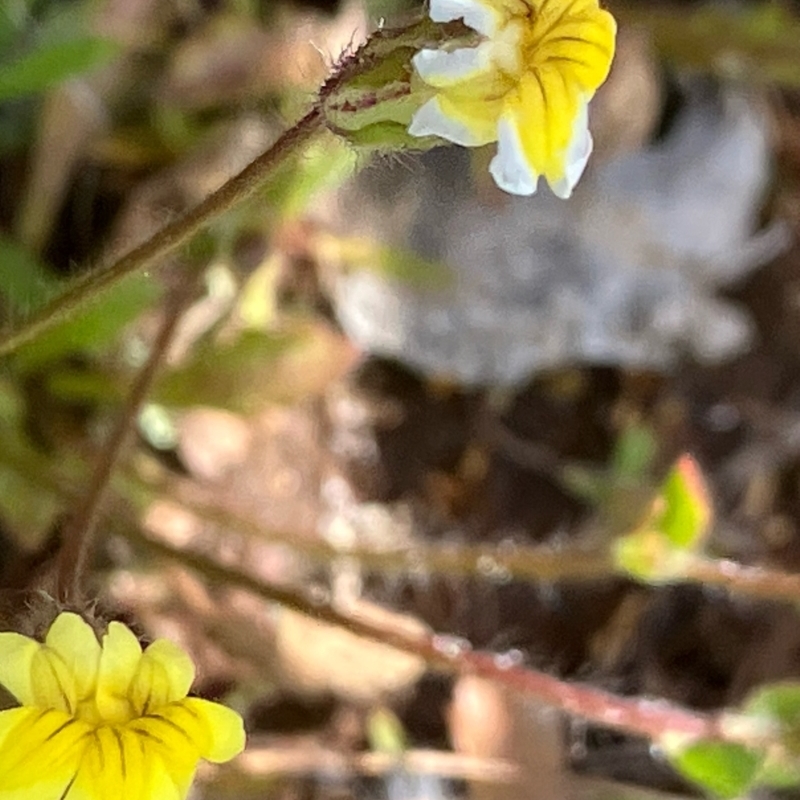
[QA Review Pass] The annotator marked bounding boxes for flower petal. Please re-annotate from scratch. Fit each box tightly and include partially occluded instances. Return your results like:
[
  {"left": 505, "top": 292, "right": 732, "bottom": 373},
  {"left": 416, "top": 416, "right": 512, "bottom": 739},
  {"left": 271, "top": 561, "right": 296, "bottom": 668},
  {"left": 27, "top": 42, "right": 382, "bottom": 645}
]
[
  {"left": 43, "top": 613, "right": 101, "bottom": 703},
  {"left": 65, "top": 726, "right": 188, "bottom": 800},
  {"left": 500, "top": 67, "right": 583, "bottom": 183},
  {"left": 410, "top": 97, "right": 485, "bottom": 146},
  {"left": 67, "top": 726, "right": 147, "bottom": 800},
  {"left": 129, "top": 639, "right": 195, "bottom": 715},
  {"left": 0, "top": 633, "right": 39, "bottom": 706},
  {"left": 428, "top": 0, "right": 503, "bottom": 35},
  {"left": 489, "top": 113, "right": 540, "bottom": 195},
  {"left": 96, "top": 621, "right": 142, "bottom": 723},
  {"left": 413, "top": 43, "right": 495, "bottom": 88},
  {"left": 536, "top": 0, "right": 617, "bottom": 92},
  {"left": 183, "top": 697, "right": 246, "bottom": 763},
  {"left": 547, "top": 100, "right": 592, "bottom": 198},
  {"left": 126, "top": 703, "right": 204, "bottom": 797},
  {"left": 0, "top": 707, "right": 90, "bottom": 793},
  {"left": 410, "top": 74, "right": 507, "bottom": 148},
  {"left": 30, "top": 647, "right": 78, "bottom": 714}
]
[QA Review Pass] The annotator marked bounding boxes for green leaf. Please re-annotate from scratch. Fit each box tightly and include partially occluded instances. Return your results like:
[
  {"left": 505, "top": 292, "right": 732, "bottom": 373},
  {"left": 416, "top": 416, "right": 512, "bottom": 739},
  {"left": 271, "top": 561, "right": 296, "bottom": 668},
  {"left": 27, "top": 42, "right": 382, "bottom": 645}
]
[
  {"left": 756, "top": 753, "right": 800, "bottom": 789},
  {"left": 743, "top": 682, "right": 800, "bottom": 755},
  {"left": 610, "top": 423, "right": 657, "bottom": 482},
  {"left": 613, "top": 454, "right": 712, "bottom": 583},
  {"left": 153, "top": 329, "right": 298, "bottom": 411},
  {"left": 669, "top": 741, "right": 763, "bottom": 799},
  {"left": 321, "top": 234, "right": 453, "bottom": 290},
  {"left": 658, "top": 455, "right": 712, "bottom": 549},
  {"left": 12, "top": 272, "right": 161, "bottom": 371},
  {"left": 0, "top": 234, "right": 60, "bottom": 313},
  {"left": 261, "top": 133, "right": 356, "bottom": 219},
  {"left": 0, "top": 4, "right": 22, "bottom": 53},
  {"left": 0, "top": 36, "right": 117, "bottom": 102},
  {"left": 745, "top": 682, "right": 800, "bottom": 730}
]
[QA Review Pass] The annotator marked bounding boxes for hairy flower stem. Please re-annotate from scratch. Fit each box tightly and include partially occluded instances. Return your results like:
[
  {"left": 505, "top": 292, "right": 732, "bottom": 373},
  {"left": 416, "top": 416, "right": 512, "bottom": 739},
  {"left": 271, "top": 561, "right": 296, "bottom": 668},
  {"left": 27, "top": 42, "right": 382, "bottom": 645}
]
[
  {"left": 137, "top": 533, "right": 723, "bottom": 743},
  {"left": 0, "top": 107, "right": 324, "bottom": 358},
  {"left": 55, "top": 281, "right": 197, "bottom": 605}
]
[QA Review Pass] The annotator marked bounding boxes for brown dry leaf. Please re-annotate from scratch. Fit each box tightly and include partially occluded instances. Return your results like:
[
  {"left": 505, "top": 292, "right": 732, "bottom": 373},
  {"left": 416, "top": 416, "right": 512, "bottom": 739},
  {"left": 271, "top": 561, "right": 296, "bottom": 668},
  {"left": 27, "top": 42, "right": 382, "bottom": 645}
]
[
  {"left": 275, "top": 601, "right": 428, "bottom": 703},
  {"left": 157, "top": 1, "right": 368, "bottom": 109}
]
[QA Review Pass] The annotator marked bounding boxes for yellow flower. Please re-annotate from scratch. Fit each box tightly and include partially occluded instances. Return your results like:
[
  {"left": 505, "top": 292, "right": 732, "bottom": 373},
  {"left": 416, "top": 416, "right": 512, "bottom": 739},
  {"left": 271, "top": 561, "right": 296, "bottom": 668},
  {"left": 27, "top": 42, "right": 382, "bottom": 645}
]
[
  {"left": 408, "top": 0, "right": 616, "bottom": 197},
  {"left": 0, "top": 612, "right": 245, "bottom": 800}
]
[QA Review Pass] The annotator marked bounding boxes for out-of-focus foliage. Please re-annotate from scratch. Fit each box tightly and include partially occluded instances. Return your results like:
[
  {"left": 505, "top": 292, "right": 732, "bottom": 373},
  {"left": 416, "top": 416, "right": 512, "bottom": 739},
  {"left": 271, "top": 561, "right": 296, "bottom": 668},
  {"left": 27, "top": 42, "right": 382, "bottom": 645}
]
[
  {"left": 0, "top": 1, "right": 116, "bottom": 103},
  {"left": 613, "top": 454, "right": 712, "bottom": 582},
  {"left": 668, "top": 740, "right": 763, "bottom": 799},
  {"left": 620, "top": 1, "right": 800, "bottom": 87}
]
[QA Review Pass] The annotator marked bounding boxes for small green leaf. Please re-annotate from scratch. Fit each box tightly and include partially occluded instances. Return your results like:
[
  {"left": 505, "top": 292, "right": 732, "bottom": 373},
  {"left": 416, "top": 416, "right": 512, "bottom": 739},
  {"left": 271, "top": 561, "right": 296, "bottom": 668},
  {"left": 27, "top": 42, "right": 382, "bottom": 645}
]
[
  {"left": 613, "top": 527, "right": 677, "bottom": 583},
  {"left": 743, "top": 682, "right": 800, "bottom": 755},
  {"left": 745, "top": 683, "right": 800, "bottom": 730},
  {"left": 669, "top": 740, "right": 763, "bottom": 799},
  {"left": 658, "top": 455, "right": 712, "bottom": 549},
  {"left": 613, "top": 454, "right": 712, "bottom": 583},
  {"left": 0, "top": 36, "right": 117, "bottom": 102},
  {"left": 367, "top": 707, "right": 407, "bottom": 756},
  {"left": 756, "top": 753, "right": 800, "bottom": 789}
]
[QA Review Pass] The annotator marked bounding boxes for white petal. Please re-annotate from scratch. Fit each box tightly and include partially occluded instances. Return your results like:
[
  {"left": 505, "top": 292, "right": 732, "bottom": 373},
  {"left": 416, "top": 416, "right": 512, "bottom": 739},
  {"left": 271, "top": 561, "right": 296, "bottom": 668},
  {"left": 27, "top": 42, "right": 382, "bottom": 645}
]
[
  {"left": 548, "top": 102, "right": 593, "bottom": 199},
  {"left": 409, "top": 97, "right": 486, "bottom": 146},
  {"left": 489, "top": 114, "right": 540, "bottom": 195},
  {"left": 428, "top": 0, "right": 500, "bottom": 35},
  {"left": 412, "top": 44, "right": 492, "bottom": 87}
]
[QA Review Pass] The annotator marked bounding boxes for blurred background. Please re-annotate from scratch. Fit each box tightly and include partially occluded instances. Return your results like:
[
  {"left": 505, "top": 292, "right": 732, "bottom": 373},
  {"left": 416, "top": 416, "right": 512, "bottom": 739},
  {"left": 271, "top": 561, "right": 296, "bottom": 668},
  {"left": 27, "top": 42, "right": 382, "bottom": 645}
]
[{"left": 1, "top": 0, "right": 800, "bottom": 798}]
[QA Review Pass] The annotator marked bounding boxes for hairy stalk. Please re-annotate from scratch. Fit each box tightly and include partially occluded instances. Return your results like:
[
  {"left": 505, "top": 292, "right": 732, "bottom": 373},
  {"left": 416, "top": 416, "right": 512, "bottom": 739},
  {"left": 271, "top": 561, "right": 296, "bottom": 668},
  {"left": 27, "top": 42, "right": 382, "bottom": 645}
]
[
  {"left": 55, "top": 281, "right": 196, "bottom": 604},
  {"left": 0, "top": 107, "right": 323, "bottom": 358},
  {"left": 146, "top": 497, "right": 616, "bottom": 582},
  {"left": 681, "top": 556, "right": 800, "bottom": 603},
  {"left": 138, "top": 496, "right": 800, "bottom": 602},
  {"left": 136, "top": 532, "right": 721, "bottom": 743}
]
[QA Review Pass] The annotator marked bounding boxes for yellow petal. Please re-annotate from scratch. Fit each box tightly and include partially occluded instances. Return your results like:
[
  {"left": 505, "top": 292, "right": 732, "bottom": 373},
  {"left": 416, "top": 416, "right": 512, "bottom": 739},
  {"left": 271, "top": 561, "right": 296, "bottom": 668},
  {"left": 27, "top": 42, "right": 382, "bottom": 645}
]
[
  {"left": 129, "top": 639, "right": 195, "bottom": 715},
  {"left": 67, "top": 726, "right": 147, "bottom": 800},
  {"left": 43, "top": 613, "right": 101, "bottom": 702},
  {"left": 0, "top": 633, "right": 38, "bottom": 706},
  {"left": 30, "top": 647, "right": 78, "bottom": 714},
  {"left": 127, "top": 703, "right": 203, "bottom": 771},
  {"left": 183, "top": 697, "right": 246, "bottom": 763},
  {"left": 504, "top": 67, "right": 579, "bottom": 181},
  {"left": 148, "top": 753, "right": 190, "bottom": 800},
  {"left": 64, "top": 726, "right": 191, "bottom": 800},
  {"left": 0, "top": 707, "right": 90, "bottom": 792},
  {"left": 96, "top": 621, "right": 141, "bottom": 723},
  {"left": 533, "top": 0, "right": 616, "bottom": 92},
  {"left": 414, "top": 67, "right": 512, "bottom": 146}
]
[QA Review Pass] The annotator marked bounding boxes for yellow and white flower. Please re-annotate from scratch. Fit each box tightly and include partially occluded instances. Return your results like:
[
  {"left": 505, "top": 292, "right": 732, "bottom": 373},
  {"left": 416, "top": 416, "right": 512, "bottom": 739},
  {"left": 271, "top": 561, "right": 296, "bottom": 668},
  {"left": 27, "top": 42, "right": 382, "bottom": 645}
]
[
  {"left": 0, "top": 612, "right": 245, "bottom": 800},
  {"left": 408, "top": 0, "right": 616, "bottom": 197}
]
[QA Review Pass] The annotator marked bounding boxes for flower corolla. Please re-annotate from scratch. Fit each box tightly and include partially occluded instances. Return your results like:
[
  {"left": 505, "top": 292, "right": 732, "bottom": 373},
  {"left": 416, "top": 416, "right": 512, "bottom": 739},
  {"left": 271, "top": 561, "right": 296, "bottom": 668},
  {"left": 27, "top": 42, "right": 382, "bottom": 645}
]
[
  {"left": 408, "top": 0, "right": 616, "bottom": 197},
  {"left": 0, "top": 612, "right": 245, "bottom": 800}
]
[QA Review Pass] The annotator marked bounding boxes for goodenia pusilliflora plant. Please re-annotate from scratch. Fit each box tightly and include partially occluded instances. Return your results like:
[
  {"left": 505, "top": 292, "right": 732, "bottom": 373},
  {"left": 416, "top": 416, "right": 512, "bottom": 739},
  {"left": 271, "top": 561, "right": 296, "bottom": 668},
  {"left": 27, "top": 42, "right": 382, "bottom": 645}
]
[
  {"left": 0, "top": 612, "right": 245, "bottom": 800},
  {"left": 0, "top": 0, "right": 617, "bottom": 357}
]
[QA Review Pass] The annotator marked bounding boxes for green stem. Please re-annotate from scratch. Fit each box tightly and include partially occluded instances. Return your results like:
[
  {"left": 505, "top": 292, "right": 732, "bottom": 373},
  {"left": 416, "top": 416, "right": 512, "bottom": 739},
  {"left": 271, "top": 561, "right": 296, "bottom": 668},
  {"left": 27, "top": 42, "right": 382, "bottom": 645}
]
[
  {"left": 54, "top": 279, "right": 197, "bottom": 604},
  {"left": 0, "top": 107, "right": 324, "bottom": 358}
]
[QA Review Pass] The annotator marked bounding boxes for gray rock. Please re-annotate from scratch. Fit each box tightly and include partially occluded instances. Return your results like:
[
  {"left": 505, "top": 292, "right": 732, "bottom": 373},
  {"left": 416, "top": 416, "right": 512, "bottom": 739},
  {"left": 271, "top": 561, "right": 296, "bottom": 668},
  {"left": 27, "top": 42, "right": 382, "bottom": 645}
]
[{"left": 326, "top": 85, "right": 789, "bottom": 385}]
